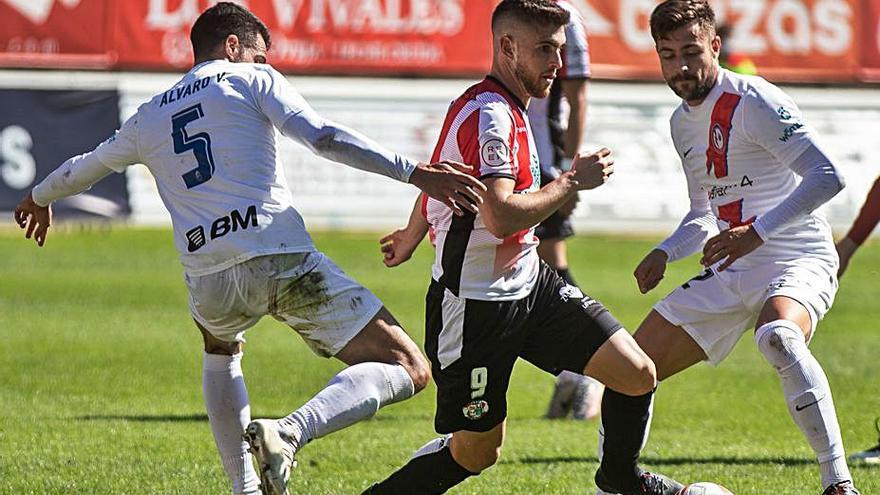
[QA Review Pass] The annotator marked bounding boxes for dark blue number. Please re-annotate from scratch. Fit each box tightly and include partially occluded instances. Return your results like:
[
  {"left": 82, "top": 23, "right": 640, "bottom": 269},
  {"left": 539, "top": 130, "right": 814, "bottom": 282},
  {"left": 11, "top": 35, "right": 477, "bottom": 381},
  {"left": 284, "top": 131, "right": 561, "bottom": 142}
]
[{"left": 172, "top": 104, "right": 215, "bottom": 188}]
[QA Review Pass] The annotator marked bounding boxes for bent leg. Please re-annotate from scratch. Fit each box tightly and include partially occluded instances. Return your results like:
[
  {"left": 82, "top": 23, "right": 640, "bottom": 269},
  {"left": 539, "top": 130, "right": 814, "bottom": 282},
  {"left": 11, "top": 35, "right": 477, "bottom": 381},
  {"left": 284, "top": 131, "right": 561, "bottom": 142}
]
[
  {"left": 198, "top": 322, "right": 260, "bottom": 495},
  {"left": 755, "top": 296, "right": 853, "bottom": 490},
  {"left": 277, "top": 306, "right": 430, "bottom": 450},
  {"left": 364, "top": 423, "right": 504, "bottom": 494},
  {"left": 593, "top": 311, "right": 704, "bottom": 493}
]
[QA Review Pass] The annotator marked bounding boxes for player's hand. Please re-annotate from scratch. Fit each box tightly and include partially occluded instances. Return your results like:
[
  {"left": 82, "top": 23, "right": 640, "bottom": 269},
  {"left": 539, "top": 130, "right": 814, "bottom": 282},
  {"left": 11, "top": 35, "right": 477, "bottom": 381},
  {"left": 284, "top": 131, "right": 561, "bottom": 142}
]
[
  {"left": 570, "top": 148, "right": 614, "bottom": 190},
  {"left": 634, "top": 249, "right": 668, "bottom": 294},
  {"left": 14, "top": 191, "right": 52, "bottom": 247},
  {"left": 380, "top": 227, "right": 423, "bottom": 267},
  {"left": 701, "top": 225, "right": 763, "bottom": 271},
  {"left": 835, "top": 236, "right": 858, "bottom": 278},
  {"left": 409, "top": 161, "right": 486, "bottom": 216}
]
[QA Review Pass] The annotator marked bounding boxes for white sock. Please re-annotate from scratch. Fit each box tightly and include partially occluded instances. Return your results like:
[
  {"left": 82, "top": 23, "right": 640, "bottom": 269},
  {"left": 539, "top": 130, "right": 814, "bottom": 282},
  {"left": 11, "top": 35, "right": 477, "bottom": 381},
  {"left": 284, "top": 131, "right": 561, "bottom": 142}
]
[
  {"left": 203, "top": 352, "right": 261, "bottom": 495},
  {"left": 756, "top": 320, "right": 851, "bottom": 488},
  {"left": 277, "top": 362, "right": 415, "bottom": 449}
]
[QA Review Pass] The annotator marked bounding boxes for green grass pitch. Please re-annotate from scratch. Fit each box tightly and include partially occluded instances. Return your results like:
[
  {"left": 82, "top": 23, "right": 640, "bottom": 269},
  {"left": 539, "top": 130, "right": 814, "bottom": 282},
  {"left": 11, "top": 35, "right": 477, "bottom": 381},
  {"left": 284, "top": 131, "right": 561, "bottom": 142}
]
[{"left": 1, "top": 227, "right": 877, "bottom": 494}]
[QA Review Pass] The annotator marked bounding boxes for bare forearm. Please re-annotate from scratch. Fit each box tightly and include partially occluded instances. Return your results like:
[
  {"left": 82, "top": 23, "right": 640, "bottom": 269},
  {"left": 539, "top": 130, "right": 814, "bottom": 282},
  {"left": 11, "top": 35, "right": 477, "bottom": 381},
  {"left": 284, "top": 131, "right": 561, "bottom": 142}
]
[
  {"left": 846, "top": 177, "right": 880, "bottom": 245},
  {"left": 483, "top": 177, "right": 576, "bottom": 238},
  {"left": 562, "top": 79, "right": 588, "bottom": 159}
]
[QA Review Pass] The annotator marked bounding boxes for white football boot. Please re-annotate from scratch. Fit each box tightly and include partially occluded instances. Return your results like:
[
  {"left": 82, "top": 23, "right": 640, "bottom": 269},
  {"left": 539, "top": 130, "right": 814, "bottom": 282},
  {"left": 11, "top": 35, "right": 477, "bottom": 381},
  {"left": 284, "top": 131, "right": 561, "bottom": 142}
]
[
  {"left": 848, "top": 418, "right": 880, "bottom": 465},
  {"left": 243, "top": 420, "right": 297, "bottom": 495}
]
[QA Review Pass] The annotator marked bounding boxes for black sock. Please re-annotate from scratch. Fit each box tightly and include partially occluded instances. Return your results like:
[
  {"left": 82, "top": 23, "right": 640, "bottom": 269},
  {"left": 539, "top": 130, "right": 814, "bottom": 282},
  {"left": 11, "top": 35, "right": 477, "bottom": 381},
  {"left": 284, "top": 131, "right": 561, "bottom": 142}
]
[
  {"left": 364, "top": 445, "right": 475, "bottom": 495},
  {"left": 557, "top": 267, "right": 577, "bottom": 287},
  {"left": 596, "top": 388, "right": 654, "bottom": 492}
]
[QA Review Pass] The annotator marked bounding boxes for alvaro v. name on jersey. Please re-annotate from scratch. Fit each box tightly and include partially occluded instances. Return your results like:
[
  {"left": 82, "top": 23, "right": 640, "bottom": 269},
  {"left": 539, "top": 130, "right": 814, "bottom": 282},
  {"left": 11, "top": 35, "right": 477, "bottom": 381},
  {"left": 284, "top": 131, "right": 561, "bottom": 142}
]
[
  {"left": 186, "top": 204, "right": 258, "bottom": 253},
  {"left": 160, "top": 72, "right": 229, "bottom": 108}
]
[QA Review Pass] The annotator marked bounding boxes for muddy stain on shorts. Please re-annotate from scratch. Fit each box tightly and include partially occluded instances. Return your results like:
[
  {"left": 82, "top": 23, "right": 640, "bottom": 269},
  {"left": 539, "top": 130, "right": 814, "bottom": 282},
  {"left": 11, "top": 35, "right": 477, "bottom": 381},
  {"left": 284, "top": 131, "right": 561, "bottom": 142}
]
[{"left": 271, "top": 269, "right": 330, "bottom": 331}]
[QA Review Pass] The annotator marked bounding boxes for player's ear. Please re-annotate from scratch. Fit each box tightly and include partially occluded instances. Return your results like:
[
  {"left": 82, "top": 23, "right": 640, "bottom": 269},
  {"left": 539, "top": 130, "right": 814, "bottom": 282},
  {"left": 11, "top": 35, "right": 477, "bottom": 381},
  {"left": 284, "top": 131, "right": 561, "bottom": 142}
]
[
  {"left": 224, "top": 34, "right": 240, "bottom": 61},
  {"left": 711, "top": 33, "right": 721, "bottom": 57},
  {"left": 500, "top": 34, "right": 516, "bottom": 61}
]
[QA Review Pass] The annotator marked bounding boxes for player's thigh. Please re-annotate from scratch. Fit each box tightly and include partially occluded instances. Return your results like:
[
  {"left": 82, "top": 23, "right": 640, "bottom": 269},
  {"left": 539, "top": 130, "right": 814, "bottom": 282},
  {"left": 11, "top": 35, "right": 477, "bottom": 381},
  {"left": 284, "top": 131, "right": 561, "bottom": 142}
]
[
  {"left": 449, "top": 421, "right": 506, "bottom": 473},
  {"left": 583, "top": 329, "right": 656, "bottom": 396},
  {"left": 269, "top": 251, "right": 388, "bottom": 357},
  {"left": 519, "top": 265, "right": 632, "bottom": 387},
  {"left": 334, "top": 306, "right": 429, "bottom": 388},
  {"left": 424, "top": 282, "right": 520, "bottom": 435},
  {"left": 652, "top": 268, "right": 753, "bottom": 367},
  {"left": 633, "top": 310, "right": 706, "bottom": 381},
  {"left": 753, "top": 262, "right": 837, "bottom": 340}
]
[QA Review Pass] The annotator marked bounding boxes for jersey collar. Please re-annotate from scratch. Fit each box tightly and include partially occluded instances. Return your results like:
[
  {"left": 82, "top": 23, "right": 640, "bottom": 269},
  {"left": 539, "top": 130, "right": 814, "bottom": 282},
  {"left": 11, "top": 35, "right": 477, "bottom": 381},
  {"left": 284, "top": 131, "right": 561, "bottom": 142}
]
[{"left": 485, "top": 75, "right": 528, "bottom": 111}]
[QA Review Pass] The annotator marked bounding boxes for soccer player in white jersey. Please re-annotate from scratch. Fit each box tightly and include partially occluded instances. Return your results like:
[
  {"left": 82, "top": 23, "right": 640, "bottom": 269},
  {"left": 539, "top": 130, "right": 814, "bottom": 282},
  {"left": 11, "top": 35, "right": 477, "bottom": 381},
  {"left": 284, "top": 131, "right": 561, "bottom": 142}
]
[
  {"left": 12, "top": 4, "right": 489, "bottom": 495},
  {"left": 364, "top": 1, "right": 680, "bottom": 493},
  {"left": 528, "top": 0, "right": 606, "bottom": 422},
  {"left": 595, "top": 2, "right": 860, "bottom": 494}
]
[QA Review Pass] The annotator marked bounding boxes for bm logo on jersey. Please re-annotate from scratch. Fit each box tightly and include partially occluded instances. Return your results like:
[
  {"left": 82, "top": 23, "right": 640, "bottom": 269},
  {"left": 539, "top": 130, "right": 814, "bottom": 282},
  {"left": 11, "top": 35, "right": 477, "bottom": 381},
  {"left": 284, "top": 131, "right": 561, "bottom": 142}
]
[{"left": 186, "top": 205, "right": 258, "bottom": 252}]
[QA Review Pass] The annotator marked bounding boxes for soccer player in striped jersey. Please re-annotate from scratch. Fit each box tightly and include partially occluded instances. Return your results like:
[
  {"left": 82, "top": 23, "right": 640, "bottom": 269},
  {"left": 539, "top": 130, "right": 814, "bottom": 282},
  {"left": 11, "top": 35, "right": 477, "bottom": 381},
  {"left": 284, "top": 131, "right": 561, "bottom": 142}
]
[
  {"left": 596, "top": 2, "right": 859, "bottom": 494},
  {"left": 13, "top": 3, "right": 488, "bottom": 495},
  {"left": 365, "top": 1, "right": 680, "bottom": 494}
]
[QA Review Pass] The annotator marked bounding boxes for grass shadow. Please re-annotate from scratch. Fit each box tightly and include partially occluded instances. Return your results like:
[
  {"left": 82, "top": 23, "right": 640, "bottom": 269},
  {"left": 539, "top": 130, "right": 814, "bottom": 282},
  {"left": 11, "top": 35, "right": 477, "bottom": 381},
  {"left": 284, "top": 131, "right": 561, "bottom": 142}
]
[
  {"left": 77, "top": 414, "right": 208, "bottom": 422},
  {"left": 509, "top": 455, "right": 814, "bottom": 467}
]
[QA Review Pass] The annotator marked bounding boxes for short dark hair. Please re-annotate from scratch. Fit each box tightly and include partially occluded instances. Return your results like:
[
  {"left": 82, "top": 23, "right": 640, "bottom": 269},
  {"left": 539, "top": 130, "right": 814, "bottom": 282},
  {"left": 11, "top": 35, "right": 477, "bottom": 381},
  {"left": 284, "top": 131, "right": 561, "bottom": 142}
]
[
  {"left": 650, "top": 0, "right": 716, "bottom": 41},
  {"left": 491, "top": 0, "right": 570, "bottom": 34},
  {"left": 190, "top": 2, "right": 271, "bottom": 60}
]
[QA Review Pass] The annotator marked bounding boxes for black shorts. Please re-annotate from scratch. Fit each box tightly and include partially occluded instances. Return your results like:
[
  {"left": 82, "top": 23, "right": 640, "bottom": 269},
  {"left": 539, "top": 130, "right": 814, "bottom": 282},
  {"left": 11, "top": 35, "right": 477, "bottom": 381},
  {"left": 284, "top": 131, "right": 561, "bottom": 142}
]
[
  {"left": 536, "top": 171, "right": 574, "bottom": 240},
  {"left": 424, "top": 262, "right": 622, "bottom": 434}
]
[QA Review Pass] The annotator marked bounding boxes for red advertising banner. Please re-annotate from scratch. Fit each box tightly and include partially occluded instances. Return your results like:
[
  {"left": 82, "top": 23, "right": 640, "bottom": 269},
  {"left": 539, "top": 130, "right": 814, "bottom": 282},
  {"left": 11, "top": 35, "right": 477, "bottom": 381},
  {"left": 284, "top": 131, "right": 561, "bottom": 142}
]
[
  {"left": 0, "top": 0, "right": 114, "bottom": 68},
  {"left": 583, "top": 0, "right": 863, "bottom": 82},
  {"left": 862, "top": 0, "right": 880, "bottom": 80},
  {"left": 113, "top": 0, "right": 496, "bottom": 75},
  {"left": 0, "top": 0, "right": 876, "bottom": 82}
]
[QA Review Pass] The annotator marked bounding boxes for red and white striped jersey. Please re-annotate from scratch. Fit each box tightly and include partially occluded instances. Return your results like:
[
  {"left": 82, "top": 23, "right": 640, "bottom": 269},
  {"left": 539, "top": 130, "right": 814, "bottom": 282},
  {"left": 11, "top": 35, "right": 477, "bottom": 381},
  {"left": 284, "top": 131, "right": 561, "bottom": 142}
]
[{"left": 426, "top": 77, "right": 541, "bottom": 301}]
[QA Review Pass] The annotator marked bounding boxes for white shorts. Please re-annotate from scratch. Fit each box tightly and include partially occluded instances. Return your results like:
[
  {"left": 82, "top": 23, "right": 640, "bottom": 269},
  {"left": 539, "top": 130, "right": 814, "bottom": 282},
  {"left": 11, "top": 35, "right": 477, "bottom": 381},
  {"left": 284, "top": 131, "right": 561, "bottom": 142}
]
[
  {"left": 186, "top": 251, "right": 383, "bottom": 357},
  {"left": 654, "top": 259, "right": 837, "bottom": 365}
]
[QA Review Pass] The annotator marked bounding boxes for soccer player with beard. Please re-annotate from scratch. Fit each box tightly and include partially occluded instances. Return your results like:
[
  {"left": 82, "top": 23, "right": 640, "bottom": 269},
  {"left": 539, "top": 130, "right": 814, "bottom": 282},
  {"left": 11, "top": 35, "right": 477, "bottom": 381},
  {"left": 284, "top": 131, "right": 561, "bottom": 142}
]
[
  {"left": 13, "top": 3, "right": 489, "bottom": 495},
  {"left": 595, "top": 1, "right": 860, "bottom": 494},
  {"left": 363, "top": 1, "right": 676, "bottom": 493}
]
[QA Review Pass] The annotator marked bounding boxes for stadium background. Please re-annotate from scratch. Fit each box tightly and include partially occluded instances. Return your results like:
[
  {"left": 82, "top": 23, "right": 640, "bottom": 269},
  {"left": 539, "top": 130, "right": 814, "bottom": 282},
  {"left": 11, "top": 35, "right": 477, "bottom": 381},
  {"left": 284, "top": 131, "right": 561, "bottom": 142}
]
[
  {"left": 1, "top": 0, "right": 880, "bottom": 234},
  {"left": 2, "top": 2, "right": 880, "bottom": 494}
]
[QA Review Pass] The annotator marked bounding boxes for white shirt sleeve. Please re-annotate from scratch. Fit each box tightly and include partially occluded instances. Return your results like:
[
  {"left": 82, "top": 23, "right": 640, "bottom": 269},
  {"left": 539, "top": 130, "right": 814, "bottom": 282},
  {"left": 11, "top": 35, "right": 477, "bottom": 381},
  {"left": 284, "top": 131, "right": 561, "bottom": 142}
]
[
  {"left": 477, "top": 101, "right": 517, "bottom": 180},
  {"left": 31, "top": 113, "right": 140, "bottom": 207},
  {"left": 741, "top": 82, "right": 813, "bottom": 168},
  {"left": 751, "top": 145, "right": 845, "bottom": 239},
  {"left": 741, "top": 82, "right": 845, "bottom": 239},
  {"left": 254, "top": 67, "right": 417, "bottom": 183},
  {"left": 656, "top": 165, "right": 718, "bottom": 262}
]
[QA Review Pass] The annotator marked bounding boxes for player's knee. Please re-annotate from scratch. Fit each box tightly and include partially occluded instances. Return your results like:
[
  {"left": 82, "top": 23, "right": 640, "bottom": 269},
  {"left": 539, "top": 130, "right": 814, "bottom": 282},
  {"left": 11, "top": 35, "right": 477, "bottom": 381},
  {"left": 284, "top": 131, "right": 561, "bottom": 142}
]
[
  {"left": 405, "top": 358, "right": 432, "bottom": 394},
  {"left": 618, "top": 357, "right": 657, "bottom": 396},
  {"left": 453, "top": 442, "right": 502, "bottom": 473},
  {"left": 755, "top": 320, "right": 809, "bottom": 372}
]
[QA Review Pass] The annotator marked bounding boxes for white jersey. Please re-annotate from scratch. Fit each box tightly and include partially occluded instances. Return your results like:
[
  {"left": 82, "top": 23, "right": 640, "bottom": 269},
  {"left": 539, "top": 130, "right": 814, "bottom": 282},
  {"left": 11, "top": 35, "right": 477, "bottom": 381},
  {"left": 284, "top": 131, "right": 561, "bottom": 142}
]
[
  {"left": 668, "top": 69, "right": 836, "bottom": 269},
  {"left": 89, "top": 61, "right": 334, "bottom": 275}
]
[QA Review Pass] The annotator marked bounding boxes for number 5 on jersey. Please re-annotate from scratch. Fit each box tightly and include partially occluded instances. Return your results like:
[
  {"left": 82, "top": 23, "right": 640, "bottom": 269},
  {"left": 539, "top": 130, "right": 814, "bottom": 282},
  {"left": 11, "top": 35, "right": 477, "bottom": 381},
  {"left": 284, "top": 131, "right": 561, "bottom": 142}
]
[{"left": 172, "top": 103, "right": 215, "bottom": 188}]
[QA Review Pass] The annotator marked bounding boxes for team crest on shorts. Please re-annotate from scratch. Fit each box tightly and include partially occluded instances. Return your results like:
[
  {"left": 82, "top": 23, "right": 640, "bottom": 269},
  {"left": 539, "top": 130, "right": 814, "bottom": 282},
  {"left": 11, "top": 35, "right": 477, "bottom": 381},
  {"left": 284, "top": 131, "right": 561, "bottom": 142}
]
[{"left": 463, "top": 399, "right": 490, "bottom": 420}]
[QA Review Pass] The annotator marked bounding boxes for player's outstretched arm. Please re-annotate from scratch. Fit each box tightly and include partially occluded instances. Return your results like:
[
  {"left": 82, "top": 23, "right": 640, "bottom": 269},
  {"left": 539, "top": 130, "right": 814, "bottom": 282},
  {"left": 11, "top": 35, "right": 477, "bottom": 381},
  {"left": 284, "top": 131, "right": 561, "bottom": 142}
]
[
  {"left": 837, "top": 176, "right": 880, "bottom": 278},
  {"left": 407, "top": 162, "right": 486, "bottom": 217},
  {"left": 14, "top": 192, "right": 52, "bottom": 247},
  {"left": 380, "top": 195, "right": 430, "bottom": 267}
]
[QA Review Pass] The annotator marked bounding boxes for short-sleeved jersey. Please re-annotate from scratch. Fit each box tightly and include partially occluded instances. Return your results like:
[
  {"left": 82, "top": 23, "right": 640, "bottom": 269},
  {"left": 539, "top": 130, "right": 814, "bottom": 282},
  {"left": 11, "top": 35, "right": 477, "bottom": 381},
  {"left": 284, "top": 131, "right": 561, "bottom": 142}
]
[
  {"left": 426, "top": 77, "right": 541, "bottom": 301},
  {"left": 92, "top": 60, "right": 316, "bottom": 275},
  {"left": 671, "top": 69, "right": 836, "bottom": 268},
  {"left": 527, "top": 0, "right": 590, "bottom": 171}
]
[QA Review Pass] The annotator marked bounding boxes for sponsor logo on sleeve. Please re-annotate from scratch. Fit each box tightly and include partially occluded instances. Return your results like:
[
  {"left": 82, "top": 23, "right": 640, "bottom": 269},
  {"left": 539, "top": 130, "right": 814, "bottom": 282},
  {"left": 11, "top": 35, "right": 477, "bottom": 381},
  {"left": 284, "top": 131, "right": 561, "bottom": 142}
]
[{"left": 481, "top": 138, "right": 509, "bottom": 167}]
